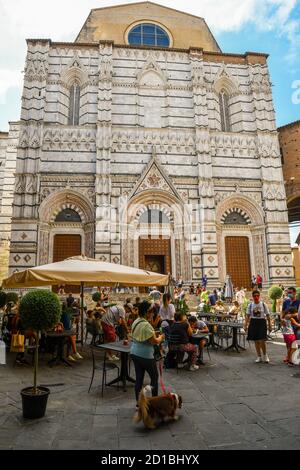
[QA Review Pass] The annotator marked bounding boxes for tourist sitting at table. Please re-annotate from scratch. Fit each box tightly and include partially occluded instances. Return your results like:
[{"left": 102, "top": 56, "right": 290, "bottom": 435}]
[
  {"left": 215, "top": 300, "right": 226, "bottom": 315},
  {"left": 159, "top": 293, "right": 175, "bottom": 327},
  {"left": 130, "top": 300, "right": 164, "bottom": 407},
  {"left": 101, "top": 304, "right": 128, "bottom": 360},
  {"left": 170, "top": 312, "right": 199, "bottom": 371},
  {"left": 188, "top": 316, "right": 209, "bottom": 365},
  {"left": 60, "top": 305, "right": 83, "bottom": 361},
  {"left": 229, "top": 301, "right": 240, "bottom": 317}
]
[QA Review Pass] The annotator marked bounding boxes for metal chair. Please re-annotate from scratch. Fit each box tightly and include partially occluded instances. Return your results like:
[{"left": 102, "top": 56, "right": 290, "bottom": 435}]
[
  {"left": 85, "top": 322, "right": 104, "bottom": 346},
  {"left": 165, "top": 332, "right": 188, "bottom": 372},
  {"left": 88, "top": 346, "right": 120, "bottom": 396}
]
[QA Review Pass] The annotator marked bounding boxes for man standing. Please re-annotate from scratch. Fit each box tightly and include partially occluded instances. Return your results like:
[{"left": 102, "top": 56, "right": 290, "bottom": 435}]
[
  {"left": 245, "top": 290, "right": 272, "bottom": 363},
  {"left": 202, "top": 274, "right": 208, "bottom": 289},
  {"left": 282, "top": 287, "right": 300, "bottom": 315},
  {"left": 256, "top": 274, "right": 263, "bottom": 290}
]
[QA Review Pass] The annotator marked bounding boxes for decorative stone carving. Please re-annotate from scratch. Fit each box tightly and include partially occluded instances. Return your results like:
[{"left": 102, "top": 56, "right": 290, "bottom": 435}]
[
  {"left": 43, "top": 126, "right": 96, "bottom": 151},
  {"left": 19, "top": 124, "right": 42, "bottom": 149}
]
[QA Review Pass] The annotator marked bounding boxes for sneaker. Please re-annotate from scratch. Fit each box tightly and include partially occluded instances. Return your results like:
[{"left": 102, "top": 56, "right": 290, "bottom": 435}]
[
  {"left": 74, "top": 352, "right": 83, "bottom": 359},
  {"left": 288, "top": 362, "right": 294, "bottom": 367},
  {"left": 67, "top": 355, "right": 76, "bottom": 362},
  {"left": 255, "top": 356, "right": 262, "bottom": 363},
  {"left": 262, "top": 354, "right": 270, "bottom": 363},
  {"left": 108, "top": 355, "right": 119, "bottom": 361},
  {"left": 189, "top": 364, "right": 199, "bottom": 371}
]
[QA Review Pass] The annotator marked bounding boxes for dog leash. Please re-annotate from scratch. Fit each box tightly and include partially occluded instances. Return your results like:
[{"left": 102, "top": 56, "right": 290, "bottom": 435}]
[{"left": 158, "top": 359, "right": 172, "bottom": 394}]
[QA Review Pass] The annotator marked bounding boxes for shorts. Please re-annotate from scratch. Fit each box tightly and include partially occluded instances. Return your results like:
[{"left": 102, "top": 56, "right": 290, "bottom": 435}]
[
  {"left": 101, "top": 322, "right": 116, "bottom": 343},
  {"left": 283, "top": 334, "right": 296, "bottom": 346}
]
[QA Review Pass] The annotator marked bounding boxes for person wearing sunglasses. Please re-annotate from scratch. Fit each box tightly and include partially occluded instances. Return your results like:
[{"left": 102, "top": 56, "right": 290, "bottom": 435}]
[{"left": 245, "top": 290, "right": 272, "bottom": 363}]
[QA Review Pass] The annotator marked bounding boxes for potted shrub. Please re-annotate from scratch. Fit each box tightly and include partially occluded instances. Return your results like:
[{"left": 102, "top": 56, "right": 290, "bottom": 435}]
[
  {"left": 268, "top": 285, "right": 283, "bottom": 313},
  {"left": 19, "top": 289, "right": 61, "bottom": 419},
  {"left": 92, "top": 291, "right": 101, "bottom": 303}
]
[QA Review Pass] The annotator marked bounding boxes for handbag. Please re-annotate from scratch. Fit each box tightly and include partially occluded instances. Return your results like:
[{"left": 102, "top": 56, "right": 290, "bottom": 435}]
[{"left": 10, "top": 332, "right": 25, "bottom": 353}]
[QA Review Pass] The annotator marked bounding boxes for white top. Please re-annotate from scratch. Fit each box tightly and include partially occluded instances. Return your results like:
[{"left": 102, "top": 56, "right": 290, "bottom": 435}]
[
  {"left": 281, "top": 318, "right": 294, "bottom": 335},
  {"left": 159, "top": 303, "right": 175, "bottom": 321},
  {"left": 246, "top": 301, "right": 270, "bottom": 319}
]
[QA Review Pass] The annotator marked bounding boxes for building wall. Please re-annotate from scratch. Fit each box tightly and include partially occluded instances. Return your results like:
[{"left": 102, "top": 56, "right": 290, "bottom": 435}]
[
  {"left": 76, "top": 2, "right": 221, "bottom": 52},
  {"left": 278, "top": 120, "right": 300, "bottom": 285},
  {"left": 0, "top": 127, "right": 19, "bottom": 282},
  {"left": 278, "top": 120, "right": 300, "bottom": 208},
  {"left": 0, "top": 6, "right": 294, "bottom": 287}
]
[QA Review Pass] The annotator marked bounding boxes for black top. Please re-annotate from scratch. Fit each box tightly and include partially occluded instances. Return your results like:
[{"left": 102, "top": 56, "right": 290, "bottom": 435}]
[{"left": 170, "top": 321, "right": 190, "bottom": 344}]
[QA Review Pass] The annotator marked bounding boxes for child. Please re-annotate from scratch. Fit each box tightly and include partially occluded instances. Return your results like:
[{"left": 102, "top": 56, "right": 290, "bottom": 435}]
[{"left": 281, "top": 307, "right": 298, "bottom": 366}]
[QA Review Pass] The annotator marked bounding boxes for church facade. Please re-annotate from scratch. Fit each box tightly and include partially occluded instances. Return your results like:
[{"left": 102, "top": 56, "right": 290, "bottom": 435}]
[{"left": 0, "top": 1, "right": 294, "bottom": 288}]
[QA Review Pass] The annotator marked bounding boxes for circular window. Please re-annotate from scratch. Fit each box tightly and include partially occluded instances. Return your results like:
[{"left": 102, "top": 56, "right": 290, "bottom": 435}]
[{"left": 128, "top": 23, "right": 170, "bottom": 47}]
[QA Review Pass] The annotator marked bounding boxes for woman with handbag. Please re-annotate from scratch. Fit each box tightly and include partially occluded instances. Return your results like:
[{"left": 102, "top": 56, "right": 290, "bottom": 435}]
[
  {"left": 130, "top": 300, "right": 164, "bottom": 407},
  {"left": 10, "top": 305, "right": 28, "bottom": 365}
]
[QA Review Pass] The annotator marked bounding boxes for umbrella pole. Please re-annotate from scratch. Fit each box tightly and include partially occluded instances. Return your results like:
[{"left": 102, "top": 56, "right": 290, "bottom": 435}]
[{"left": 80, "top": 282, "right": 84, "bottom": 347}]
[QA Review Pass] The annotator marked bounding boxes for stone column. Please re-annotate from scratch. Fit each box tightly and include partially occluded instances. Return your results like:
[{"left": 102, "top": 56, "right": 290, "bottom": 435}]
[
  {"left": 9, "top": 39, "right": 49, "bottom": 273},
  {"left": 190, "top": 49, "right": 219, "bottom": 286},
  {"left": 95, "top": 42, "right": 113, "bottom": 262},
  {"left": 258, "top": 132, "right": 294, "bottom": 285}
]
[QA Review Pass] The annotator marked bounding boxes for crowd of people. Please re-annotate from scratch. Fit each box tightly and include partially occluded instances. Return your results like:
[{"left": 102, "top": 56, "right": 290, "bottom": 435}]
[{"left": 2, "top": 279, "right": 300, "bottom": 408}]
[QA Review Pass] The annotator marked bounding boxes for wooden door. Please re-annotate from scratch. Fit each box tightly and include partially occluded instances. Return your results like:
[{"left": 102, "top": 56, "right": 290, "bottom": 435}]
[
  {"left": 225, "top": 236, "right": 251, "bottom": 289},
  {"left": 139, "top": 237, "right": 171, "bottom": 274},
  {"left": 53, "top": 234, "right": 81, "bottom": 292}
]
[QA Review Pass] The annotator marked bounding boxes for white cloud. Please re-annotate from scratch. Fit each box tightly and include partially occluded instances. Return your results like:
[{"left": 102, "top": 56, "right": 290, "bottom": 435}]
[{"left": 0, "top": 70, "right": 23, "bottom": 105}]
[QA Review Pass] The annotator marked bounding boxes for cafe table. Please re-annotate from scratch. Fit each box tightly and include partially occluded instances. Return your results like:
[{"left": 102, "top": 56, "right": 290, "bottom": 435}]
[
  {"left": 97, "top": 340, "right": 135, "bottom": 392},
  {"left": 46, "top": 330, "right": 75, "bottom": 367},
  {"left": 206, "top": 321, "right": 246, "bottom": 352}
]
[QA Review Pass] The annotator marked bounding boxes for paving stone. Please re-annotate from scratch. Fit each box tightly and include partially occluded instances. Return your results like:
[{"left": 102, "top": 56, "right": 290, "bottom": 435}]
[
  {"left": 198, "top": 423, "right": 241, "bottom": 446},
  {"left": 231, "top": 423, "right": 274, "bottom": 442},
  {"left": 172, "top": 432, "right": 208, "bottom": 450},
  {"left": 218, "top": 403, "right": 261, "bottom": 425},
  {"left": 119, "top": 437, "right": 151, "bottom": 450},
  {"left": 189, "top": 410, "right": 228, "bottom": 428}
]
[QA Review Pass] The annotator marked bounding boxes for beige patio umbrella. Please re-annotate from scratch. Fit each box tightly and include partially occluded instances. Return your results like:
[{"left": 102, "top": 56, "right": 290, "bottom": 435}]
[
  {"left": 2, "top": 255, "right": 169, "bottom": 288},
  {"left": 2, "top": 256, "right": 169, "bottom": 344}
]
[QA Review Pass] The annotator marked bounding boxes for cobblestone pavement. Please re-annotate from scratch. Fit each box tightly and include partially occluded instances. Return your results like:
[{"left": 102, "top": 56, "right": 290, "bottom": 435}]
[{"left": 1, "top": 336, "right": 300, "bottom": 450}]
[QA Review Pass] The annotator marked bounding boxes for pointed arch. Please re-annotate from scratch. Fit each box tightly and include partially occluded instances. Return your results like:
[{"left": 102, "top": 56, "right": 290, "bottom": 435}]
[{"left": 39, "top": 189, "right": 95, "bottom": 224}]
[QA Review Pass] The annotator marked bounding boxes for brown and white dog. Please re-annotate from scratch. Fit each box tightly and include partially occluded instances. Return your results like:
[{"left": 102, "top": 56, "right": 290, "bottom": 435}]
[{"left": 134, "top": 385, "right": 183, "bottom": 429}]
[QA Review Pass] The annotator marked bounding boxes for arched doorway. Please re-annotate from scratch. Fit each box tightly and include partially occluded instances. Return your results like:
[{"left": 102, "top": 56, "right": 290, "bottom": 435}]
[
  {"left": 52, "top": 209, "right": 82, "bottom": 264},
  {"left": 38, "top": 190, "right": 95, "bottom": 266},
  {"left": 216, "top": 196, "right": 268, "bottom": 289},
  {"left": 122, "top": 191, "right": 192, "bottom": 281},
  {"left": 138, "top": 208, "right": 171, "bottom": 275}
]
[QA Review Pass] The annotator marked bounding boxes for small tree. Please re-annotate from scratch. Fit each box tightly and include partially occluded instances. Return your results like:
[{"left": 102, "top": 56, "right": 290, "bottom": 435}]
[
  {"left": 20, "top": 290, "right": 61, "bottom": 394},
  {"left": 6, "top": 292, "right": 19, "bottom": 305},
  {"left": 0, "top": 290, "right": 7, "bottom": 309},
  {"left": 92, "top": 292, "right": 101, "bottom": 303},
  {"left": 268, "top": 285, "right": 283, "bottom": 313}
]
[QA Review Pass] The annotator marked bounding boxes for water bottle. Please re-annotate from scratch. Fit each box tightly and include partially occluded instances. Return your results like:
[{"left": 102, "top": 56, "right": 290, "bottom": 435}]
[{"left": 0, "top": 340, "right": 6, "bottom": 365}]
